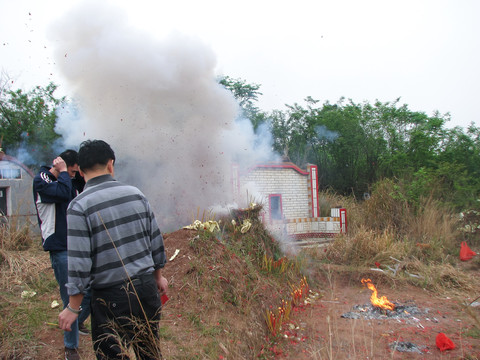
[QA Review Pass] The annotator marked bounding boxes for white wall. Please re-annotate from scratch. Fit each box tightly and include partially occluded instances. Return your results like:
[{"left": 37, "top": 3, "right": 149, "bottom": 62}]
[{"left": 240, "top": 167, "right": 310, "bottom": 222}]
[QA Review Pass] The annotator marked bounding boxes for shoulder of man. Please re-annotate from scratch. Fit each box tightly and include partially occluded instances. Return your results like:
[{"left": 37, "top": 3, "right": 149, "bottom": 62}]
[
  {"left": 107, "top": 179, "right": 144, "bottom": 194},
  {"left": 34, "top": 166, "right": 55, "bottom": 184}
]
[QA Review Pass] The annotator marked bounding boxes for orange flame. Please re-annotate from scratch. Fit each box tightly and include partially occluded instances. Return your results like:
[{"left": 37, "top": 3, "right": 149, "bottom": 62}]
[{"left": 361, "top": 278, "right": 395, "bottom": 311}]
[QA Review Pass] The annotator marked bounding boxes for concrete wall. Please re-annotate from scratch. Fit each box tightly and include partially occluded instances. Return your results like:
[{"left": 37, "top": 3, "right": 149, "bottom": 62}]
[
  {"left": 239, "top": 166, "right": 310, "bottom": 222},
  {"left": 0, "top": 157, "right": 37, "bottom": 228},
  {"left": 235, "top": 162, "right": 345, "bottom": 242}
]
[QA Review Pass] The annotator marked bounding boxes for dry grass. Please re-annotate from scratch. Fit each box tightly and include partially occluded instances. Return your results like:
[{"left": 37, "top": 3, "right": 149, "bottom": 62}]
[
  {"left": 406, "top": 259, "right": 477, "bottom": 293},
  {"left": 318, "top": 188, "right": 357, "bottom": 218},
  {"left": 325, "top": 227, "right": 407, "bottom": 267},
  {"left": 0, "top": 249, "right": 50, "bottom": 290},
  {"left": 0, "top": 216, "right": 36, "bottom": 251},
  {"left": 315, "top": 181, "right": 472, "bottom": 293},
  {"left": 0, "top": 219, "right": 57, "bottom": 359},
  {"left": 0, "top": 220, "right": 47, "bottom": 291}
]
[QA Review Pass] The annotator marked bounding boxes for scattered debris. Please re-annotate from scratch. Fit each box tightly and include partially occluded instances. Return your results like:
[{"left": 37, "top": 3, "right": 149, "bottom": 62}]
[
  {"left": 21, "top": 290, "right": 36, "bottom": 299},
  {"left": 219, "top": 342, "right": 229, "bottom": 355},
  {"left": 50, "top": 300, "right": 60, "bottom": 309},
  {"left": 183, "top": 220, "right": 220, "bottom": 232},
  {"left": 304, "top": 291, "right": 322, "bottom": 304},
  {"left": 240, "top": 219, "right": 252, "bottom": 233},
  {"left": 370, "top": 256, "right": 423, "bottom": 278},
  {"left": 230, "top": 202, "right": 261, "bottom": 223},
  {"left": 468, "top": 294, "right": 480, "bottom": 307},
  {"left": 169, "top": 249, "right": 180, "bottom": 261},
  {"left": 389, "top": 341, "right": 426, "bottom": 354}
]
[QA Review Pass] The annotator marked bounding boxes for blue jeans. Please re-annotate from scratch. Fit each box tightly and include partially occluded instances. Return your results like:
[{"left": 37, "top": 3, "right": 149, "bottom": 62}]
[{"left": 50, "top": 251, "right": 91, "bottom": 349}]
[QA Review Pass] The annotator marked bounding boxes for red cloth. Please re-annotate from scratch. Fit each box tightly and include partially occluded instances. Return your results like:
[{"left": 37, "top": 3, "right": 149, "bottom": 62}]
[
  {"left": 436, "top": 332, "right": 455, "bottom": 351},
  {"left": 460, "top": 241, "right": 477, "bottom": 261}
]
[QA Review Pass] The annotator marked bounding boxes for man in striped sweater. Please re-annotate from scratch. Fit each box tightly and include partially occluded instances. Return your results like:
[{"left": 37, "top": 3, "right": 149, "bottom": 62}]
[{"left": 58, "top": 140, "right": 168, "bottom": 360}]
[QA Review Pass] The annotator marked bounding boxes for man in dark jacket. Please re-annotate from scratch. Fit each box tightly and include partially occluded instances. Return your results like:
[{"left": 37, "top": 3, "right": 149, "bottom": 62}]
[{"left": 33, "top": 150, "right": 90, "bottom": 360}]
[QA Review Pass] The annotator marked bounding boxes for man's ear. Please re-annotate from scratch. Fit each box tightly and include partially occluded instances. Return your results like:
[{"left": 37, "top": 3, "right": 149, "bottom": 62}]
[
  {"left": 79, "top": 169, "right": 85, "bottom": 178},
  {"left": 107, "top": 159, "right": 114, "bottom": 174}
]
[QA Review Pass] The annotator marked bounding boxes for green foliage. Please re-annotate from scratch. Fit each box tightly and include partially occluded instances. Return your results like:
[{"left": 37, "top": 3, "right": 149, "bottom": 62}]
[
  {"left": 218, "top": 76, "right": 262, "bottom": 109},
  {"left": 218, "top": 75, "right": 268, "bottom": 132},
  {"left": 216, "top": 78, "right": 480, "bottom": 211},
  {"left": 0, "top": 80, "right": 65, "bottom": 166},
  {"left": 267, "top": 97, "right": 480, "bottom": 211},
  {"left": 458, "top": 209, "right": 480, "bottom": 246}
]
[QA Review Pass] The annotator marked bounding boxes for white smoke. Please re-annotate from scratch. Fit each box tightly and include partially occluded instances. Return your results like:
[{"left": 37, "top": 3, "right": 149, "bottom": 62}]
[
  {"left": 49, "top": 1, "right": 278, "bottom": 229},
  {"left": 315, "top": 125, "right": 339, "bottom": 142},
  {"left": 13, "top": 137, "right": 35, "bottom": 165},
  {"left": 54, "top": 101, "right": 84, "bottom": 149}
]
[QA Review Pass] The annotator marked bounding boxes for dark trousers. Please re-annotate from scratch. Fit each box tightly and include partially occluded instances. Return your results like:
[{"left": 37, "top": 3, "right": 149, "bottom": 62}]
[{"left": 91, "top": 273, "right": 162, "bottom": 360}]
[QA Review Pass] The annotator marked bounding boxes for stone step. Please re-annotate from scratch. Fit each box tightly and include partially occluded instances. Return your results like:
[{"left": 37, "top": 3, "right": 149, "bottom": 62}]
[{"left": 288, "top": 238, "right": 334, "bottom": 248}]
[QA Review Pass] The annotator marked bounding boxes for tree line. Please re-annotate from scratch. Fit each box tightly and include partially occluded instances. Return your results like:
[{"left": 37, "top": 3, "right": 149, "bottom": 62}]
[
  {"left": 220, "top": 76, "right": 480, "bottom": 211},
  {"left": 0, "top": 77, "right": 63, "bottom": 166},
  {"left": 2, "top": 76, "right": 479, "bottom": 211}
]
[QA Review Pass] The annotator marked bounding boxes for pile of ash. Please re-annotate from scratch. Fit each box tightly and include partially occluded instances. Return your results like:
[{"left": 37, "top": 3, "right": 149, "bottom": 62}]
[
  {"left": 341, "top": 300, "right": 427, "bottom": 320},
  {"left": 389, "top": 341, "right": 428, "bottom": 354}
]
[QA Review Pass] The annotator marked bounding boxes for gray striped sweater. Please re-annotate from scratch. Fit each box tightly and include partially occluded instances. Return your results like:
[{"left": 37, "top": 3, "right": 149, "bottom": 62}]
[{"left": 65, "top": 174, "right": 166, "bottom": 295}]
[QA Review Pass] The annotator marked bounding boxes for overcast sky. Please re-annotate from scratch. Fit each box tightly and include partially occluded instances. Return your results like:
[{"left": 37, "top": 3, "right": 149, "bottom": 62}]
[{"left": 1, "top": 0, "right": 479, "bottom": 129}]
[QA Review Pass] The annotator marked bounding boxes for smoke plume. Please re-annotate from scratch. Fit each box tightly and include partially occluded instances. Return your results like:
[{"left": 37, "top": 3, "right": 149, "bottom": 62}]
[
  {"left": 315, "top": 125, "right": 339, "bottom": 142},
  {"left": 49, "top": 1, "right": 277, "bottom": 229}
]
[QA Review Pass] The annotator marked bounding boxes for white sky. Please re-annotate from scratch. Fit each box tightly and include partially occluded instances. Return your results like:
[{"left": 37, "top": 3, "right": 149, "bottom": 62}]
[{"left": 1, "top": 0, "right": 479, "bottom": 128}]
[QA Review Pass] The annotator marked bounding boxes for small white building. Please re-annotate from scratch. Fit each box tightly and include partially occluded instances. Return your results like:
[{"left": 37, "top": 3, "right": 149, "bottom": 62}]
[
  {"left": 232, "top": 161, "right": 346, "bottom": 244},
  {"left": 0, "top": 151, "right": 37, "bottom": 227}
]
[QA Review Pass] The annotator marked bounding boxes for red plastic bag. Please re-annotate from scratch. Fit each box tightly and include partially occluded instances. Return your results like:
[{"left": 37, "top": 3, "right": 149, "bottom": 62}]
[
  {"left": 161, "top": 294, "right": 169, "bottom": 305},
  {"left": 460, "top": 241, "right": 477, "bottom": 261},
  {"left": 436, "top": 332, "right": 455, "bottom": 351}
]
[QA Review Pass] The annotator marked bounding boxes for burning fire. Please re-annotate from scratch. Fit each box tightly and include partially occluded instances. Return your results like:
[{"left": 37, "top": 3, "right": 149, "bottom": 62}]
[{"left": 361, "top": 278, "right": 395, "bottom": 311}]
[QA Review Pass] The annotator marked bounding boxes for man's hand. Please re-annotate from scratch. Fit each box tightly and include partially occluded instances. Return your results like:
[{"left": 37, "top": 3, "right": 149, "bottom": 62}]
[
  {"left": 58, "top": 307, "right": 79, "bottom": 331},
  {"left": 154, "top": 270, "right": 168, "bottom": 296},
  {"left": 157, "top": 275, "right": 168, "bottom": 295},
  {"left": 52, "top": 156, "right": 67, "bottom": 173}
]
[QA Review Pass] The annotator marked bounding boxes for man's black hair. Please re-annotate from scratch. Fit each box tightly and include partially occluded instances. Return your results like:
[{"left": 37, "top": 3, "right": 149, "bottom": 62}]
[
  {"left": 78, "top": 140, "right": 115, "bottom": 171},
  {"left": 59, "top": 149, "right": 79, "bottom": 167}
]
